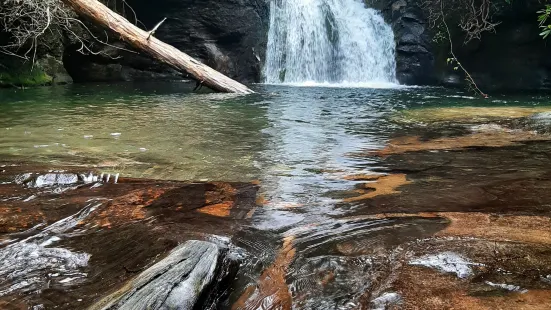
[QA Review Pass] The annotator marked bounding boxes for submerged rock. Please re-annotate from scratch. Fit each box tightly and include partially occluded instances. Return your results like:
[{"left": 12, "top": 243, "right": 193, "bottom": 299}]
[
  {"left": 91, "top": 240, "right": 237, "bottom": 310},
  {"left": 392, "top": 107, "right": 551, "bottom": 125},
  {"left": 409, "top": 252, "right": 479, "bottom": 278},
  {"left": 514, "top": 111, "right": 551, "bottom": 134}
]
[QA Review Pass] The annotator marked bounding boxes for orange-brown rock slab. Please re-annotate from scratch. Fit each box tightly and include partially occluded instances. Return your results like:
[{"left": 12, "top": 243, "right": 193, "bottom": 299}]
[
  {"left": 343, "top": 212, "right": 551, "bottom": 245},
  {"left": 197, "top": 202, "right": 233, "bottom": 217},
  {"left": 435, "top": 212, "right": 551, "bottom": 244},
  {"left": 343, "top": 174, "right": 412, "bottom": 202},
  {"left": 232, "top": 236, "right": 295, "bottom": 310},
  {"left": 342, "top": 174, "right": 383, "bottom": 181},
  {"left": 0, "top": 206, "right": 45, "bottom": 233},
  {"left": 373, "top": 131, "right": 551, "bottom": 156},
  {"left": 86, "top": 187, "right": 169, "bottom": 228},
  {"left": 395, "top": 265, "right": 551, "bottom": 310}
]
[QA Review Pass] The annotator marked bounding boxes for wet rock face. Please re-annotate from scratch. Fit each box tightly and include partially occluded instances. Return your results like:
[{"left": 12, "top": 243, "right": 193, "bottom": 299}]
[
  {"left": 130, "top": 0, "right": 269, "bottom": 82},
  {"left": 0, "top": 23, "right": 81, "bottom": 87},
  {"left": 36, "top": 54, "right": 73, "bottom": 85},
  {"left": 63, "top": 43, "right": 185, "bottom": 84},
  {"left": 392, "top": 9, "right": 434, "bottom": 85},
  {"left": 367, "top": 0, "right": 435, "bottom": 85},
  {"left": 369, "top": 0, "right": 434, "bottom": 85},
  {"left": 0, "top": 163, "right": 258, "bottom": 309}
]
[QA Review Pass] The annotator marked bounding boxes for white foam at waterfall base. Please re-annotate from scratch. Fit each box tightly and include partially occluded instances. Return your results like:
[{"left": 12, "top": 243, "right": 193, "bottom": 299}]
[
  {"left": 265, "top": 0, "right": 398, "bottom": 87},
  {"left": 275, "top": 81, "right": 404, "bottom": 89}
]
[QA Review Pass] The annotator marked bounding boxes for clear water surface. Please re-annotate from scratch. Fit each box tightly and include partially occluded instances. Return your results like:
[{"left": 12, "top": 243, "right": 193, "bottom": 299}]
[{"left": 1, "top": 82, "right": 550, "bottom": 226}]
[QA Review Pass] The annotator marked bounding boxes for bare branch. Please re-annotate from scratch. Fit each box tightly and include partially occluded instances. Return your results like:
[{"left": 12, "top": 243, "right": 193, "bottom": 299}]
[
  {"left": 0, "top": 0, "right": 142, "bottom": 63},
  {"left": 440, "top": 0, "right": 488, "bottom": 98},
  {"left": 147, "top": 17, "right": 167, "bottom": 40},
  {"left": 422, "top": 0, "right": 500, "bottom": 43}
]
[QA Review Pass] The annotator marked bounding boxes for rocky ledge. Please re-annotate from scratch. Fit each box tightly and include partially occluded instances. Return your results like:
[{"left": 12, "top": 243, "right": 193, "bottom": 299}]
[{"left": 0, "top": 164, "right": 258, "bottom": 309}]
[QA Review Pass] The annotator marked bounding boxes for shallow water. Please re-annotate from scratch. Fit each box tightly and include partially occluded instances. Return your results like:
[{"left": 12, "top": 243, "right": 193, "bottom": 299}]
[
  {"left": 2, "top": 82, "right": 551, "bottom": 309},
  {"left": 0, "top": 85, "right": 545, "bottom": 176},
  {"left": 1, "top": 83, "right": 549, "bottom": 212}
]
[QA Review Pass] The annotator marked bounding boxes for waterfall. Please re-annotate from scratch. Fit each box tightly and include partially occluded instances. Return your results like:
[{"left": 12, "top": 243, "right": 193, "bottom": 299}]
[{"left": 264, "top": 0, "right": 397, "bottom": 86}]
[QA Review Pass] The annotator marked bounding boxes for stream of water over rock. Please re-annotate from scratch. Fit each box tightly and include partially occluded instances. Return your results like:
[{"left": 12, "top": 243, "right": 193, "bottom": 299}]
[{"left": 264, "top": 0, "right": 397, "bottom": 86}]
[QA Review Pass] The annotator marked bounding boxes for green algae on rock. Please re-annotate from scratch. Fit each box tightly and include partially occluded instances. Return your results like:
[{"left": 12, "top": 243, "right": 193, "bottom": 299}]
[
  {"left": 0, "top": 65, "right": 52, "bottom": 87},
  {"left": 392, "top": 107, "right": 551, "bottom": 125}
]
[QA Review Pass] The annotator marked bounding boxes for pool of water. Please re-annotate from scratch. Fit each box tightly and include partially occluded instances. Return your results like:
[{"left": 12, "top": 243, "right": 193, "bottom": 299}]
[
  {"left": 1, "top": 83, "right": 549, "bottom": 208},
  {"left": 2, "top": 82, "right": 551, "bottom": 309}
]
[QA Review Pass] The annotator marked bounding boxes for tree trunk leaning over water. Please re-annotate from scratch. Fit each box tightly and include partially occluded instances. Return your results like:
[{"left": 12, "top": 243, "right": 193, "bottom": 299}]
[{"left": 61, "top": 0, "right": 254, "bottom": 94}]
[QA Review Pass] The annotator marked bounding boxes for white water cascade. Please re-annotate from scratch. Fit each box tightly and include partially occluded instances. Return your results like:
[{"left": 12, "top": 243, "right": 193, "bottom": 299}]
[{"left": 264, "top": 0, "right": 397, "bottom": 86}]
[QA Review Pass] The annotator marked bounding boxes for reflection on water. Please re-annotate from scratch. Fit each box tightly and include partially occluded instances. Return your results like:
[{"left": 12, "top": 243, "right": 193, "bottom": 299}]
[
  {"left": 2, "top": 83, "right": 547, "bottom": 184},
  {"left": 3, "top": 83, "right": 548, "bottom": 221}
]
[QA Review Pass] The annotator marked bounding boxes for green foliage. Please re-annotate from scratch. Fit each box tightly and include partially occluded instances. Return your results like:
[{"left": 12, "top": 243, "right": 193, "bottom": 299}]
[
  {"left": 538, "top": 4, "right": 551, "bottom": 39},
  {"left": 432, "top": 24, "right": 447, "bottom": 44},
  {"left": 446, "top": 57, "right": 460, "bottom": 67},
  {"left": 446, "top": 58, "right": 459, "bottom": 70}
]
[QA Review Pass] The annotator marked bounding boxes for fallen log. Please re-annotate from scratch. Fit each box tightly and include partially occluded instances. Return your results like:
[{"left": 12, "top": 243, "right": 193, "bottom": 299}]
[
  {"left": 61, "top": 0, "right": 254, "bottom": 94},
  {"left": 89, "top": 240, "right": 238, "bottom": 310}
]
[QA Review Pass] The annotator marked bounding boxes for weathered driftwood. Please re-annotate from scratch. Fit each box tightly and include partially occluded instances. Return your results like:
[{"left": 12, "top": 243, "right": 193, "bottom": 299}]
[
  {"left": 90, "top": 240, "right": 226, "bottom": 310},
  {"left": 61, "top": 0, "right": 254, "bottom": 94}
]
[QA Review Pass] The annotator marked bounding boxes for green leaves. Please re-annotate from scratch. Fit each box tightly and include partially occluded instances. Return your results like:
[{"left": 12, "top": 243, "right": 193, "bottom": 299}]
[
  {"left": 447, "top": 57, "right": 460, "bottom": 71},
  {"left": 538, "top": 5, "right": 551, "bottom": 39}
]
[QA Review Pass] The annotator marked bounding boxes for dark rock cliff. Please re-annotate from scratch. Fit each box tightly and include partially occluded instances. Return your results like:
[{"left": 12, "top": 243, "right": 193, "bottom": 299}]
[
  {"left": 368, "top": 0, "right": 551, "bottom": 91},
  {"left": 128, "top": 0, "right": 269, "bottom": 83},
  {"left": 367, "top": 0, "right": 434, "bottom": 85},
  {"left": 64, "top": 0, "right": 269, "bottom": 84}
]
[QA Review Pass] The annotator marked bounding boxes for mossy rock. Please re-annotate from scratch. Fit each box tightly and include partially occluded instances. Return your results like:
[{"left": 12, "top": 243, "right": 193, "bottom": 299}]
[
  {"left": 0, "top": 62, "right": 53, "bottom": 87},
  {"left": 0, "top": 53, "right": 75, "bottom": 88},
  {"left": 393, "top": 106, "right": 551, "bottom": 125}
]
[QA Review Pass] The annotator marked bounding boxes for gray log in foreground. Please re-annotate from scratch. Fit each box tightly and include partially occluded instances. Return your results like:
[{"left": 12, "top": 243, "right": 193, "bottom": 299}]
[{"left": 91, "top": 240, "right": 225, "bottom": 310}]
